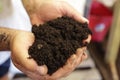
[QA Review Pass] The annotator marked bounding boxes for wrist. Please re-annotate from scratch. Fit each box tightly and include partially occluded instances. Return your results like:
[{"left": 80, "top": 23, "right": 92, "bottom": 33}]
[{"left": 0, "top": 27, "right": 18, "bottom": 51}]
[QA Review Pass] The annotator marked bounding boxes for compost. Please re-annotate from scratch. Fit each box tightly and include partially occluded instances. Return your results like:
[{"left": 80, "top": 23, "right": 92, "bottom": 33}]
[{"left": 28, "top": 16, "right": 92, "bottom": 75}]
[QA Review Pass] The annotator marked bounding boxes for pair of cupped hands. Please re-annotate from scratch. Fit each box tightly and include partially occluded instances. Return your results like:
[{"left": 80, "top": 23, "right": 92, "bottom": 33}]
[{"left": 10, "top": 0, "right": 91, "bottom": 80}]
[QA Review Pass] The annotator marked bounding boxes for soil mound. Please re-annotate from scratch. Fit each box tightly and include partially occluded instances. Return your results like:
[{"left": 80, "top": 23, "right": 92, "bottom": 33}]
[{"left": 28, "top": 16, "right": 92, "bottom": 75}]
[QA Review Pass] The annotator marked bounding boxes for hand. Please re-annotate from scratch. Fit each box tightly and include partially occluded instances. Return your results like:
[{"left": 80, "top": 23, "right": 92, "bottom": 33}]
[
  {"left": 10, "top": 30, "right": 91, "bottom": 80},
  {"left": 13, "top": 0, "right": 91, "bottom": 80},
  {"left": 28, "top": 1, "right": 91, "bottom": 80},
  {"left": 44, "top": 35, "right": 91, "bottom": 80},
  {"left": 23, "top": 0, "right": 88, "bottom": 25},
  {"left": 10, "top": 30, "right": 48, "bottom": 80}
]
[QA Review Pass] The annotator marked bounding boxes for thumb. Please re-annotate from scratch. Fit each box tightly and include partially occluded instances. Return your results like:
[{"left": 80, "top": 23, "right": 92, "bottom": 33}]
[{"left": 36, "top": 65, "right": 48, "bottom": 75}]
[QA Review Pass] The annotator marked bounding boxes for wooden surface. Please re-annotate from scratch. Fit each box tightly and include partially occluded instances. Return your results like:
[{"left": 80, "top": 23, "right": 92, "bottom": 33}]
[
  {"left": 105, "top": 0, "right": 120, "bottom": 80},
  {"left": 88, "top": 42, "right": 113, "bottom": 80},
  {"left": 88, "top": 1, "right": 120, "bottom": 80},
  {"left": 105, "top": 0, "right": 120, "bottom": 63}
]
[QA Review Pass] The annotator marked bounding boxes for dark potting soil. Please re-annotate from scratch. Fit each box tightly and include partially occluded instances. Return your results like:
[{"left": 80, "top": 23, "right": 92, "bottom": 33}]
[{"left": 28, "top": 16, "right": 92, "bottom": 75}]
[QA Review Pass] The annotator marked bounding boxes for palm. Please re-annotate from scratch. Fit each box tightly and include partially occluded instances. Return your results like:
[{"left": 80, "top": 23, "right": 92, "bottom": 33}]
[
  {"left": 11, "top": 31, "right": 34, "bottom": 68},
  {"left": 30, "top": 1, "right": 62, "bottom": 24},
  {"left": 10, "top": 31, "right": 47, "bottom": 79}
]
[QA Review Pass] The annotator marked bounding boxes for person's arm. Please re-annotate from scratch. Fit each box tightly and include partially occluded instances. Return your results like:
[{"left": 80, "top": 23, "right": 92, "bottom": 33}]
[{"left": 0, "top": 27, "right": 17, "bottom": 51}]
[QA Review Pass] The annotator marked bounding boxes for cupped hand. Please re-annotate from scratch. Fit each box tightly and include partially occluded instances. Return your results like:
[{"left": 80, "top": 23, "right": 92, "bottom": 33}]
[
  {"left": 44, "top": 35, "right": 91, "bottom": 80},
  {"left": 10, "top": 30, "right": 91, "bottom": 80},
  {"left": 10, "top": 0, "right": 91, "bottom": 80},
  {"left": 27, "top": 0, "right": 88, "bottom": 25},
  {"left": 28, "top": 1, "right": 91, "bottom": 79},
  {"left": 10, "top": 30, "right": 48, "bottom": 80}
]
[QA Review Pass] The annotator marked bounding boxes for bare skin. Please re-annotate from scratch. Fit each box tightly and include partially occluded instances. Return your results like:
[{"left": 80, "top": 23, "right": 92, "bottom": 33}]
[
  {"left": 22, "top": 0, "right": 89, "bottom": 25},
  {"left": 0, "top": 27, "right": 91, "bottom": 80},
  {"left": 0, "top": 28, "right": 17, "bottom": 51},
  {"left": 0, "top": 0, "right": 91, "bottom": 80},
  {"left": 0, "top": 74, "right": 9, "bottom": 80}
]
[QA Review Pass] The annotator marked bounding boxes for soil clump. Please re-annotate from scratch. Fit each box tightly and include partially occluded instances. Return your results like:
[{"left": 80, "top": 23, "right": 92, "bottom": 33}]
[{"left": 28, "top": 16, "right": 92, "bottom": 75}]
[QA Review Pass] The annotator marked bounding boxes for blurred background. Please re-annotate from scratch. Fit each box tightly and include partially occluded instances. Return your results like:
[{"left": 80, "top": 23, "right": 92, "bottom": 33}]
[{"left": 2, "top": 0, "right": 119, "bottom": 80}]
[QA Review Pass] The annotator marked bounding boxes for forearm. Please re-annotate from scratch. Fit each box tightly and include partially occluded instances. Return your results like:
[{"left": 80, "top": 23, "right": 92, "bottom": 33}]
[{"left": 0, "top": 27, "right": 17, "bottom": 51}]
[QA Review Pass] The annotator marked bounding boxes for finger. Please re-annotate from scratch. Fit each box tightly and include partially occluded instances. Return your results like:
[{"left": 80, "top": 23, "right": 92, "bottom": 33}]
[
  {"left": 60, "top": 1, "right": 89, "bottom": 23},
  {"left": 83, "top": 35, "right": 92, "bottom": 44},
  {"left": 61, "top": 55, "right": 79, "bottom": 77},
  {"left": 36, "top": 65, "right": 48, "bottom": 75},
  {"left": 74, "top": 48, "right": 86, "bottom": 66},
  {"left": 67, "top": 54, "right": 77, "bottom": 66},
  {"left": 62, "top": 49, "right": 84, "bottom": 73},
  {"left": 46, "top": 68, "right": 66, "bottom": 79},
  {"left": 48, "top": 54, "right": 78, "bottom": 79},
  {"left": 46, "top": 53, "right": 80, "bottom": 80},
  {"left": 76, "top": 51, "right": 88, "bottom": 67},
  {"left": 20, "top": 54, "right": 48, "bottom": 75},
  {"left": 76, "top": 48, "right": 84, "bottom": 56},
  {"left": 12, "top": 47, "right": 48, "bottom": 76},
  {"left": 13, "top": 61, "right": 46, "bottom": 80},
  {"left": 82, "top": 52, "right": 88, "bottom": 60},
  {"left": 46, "top": 49, "right": 86, "bottom": 79}
]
